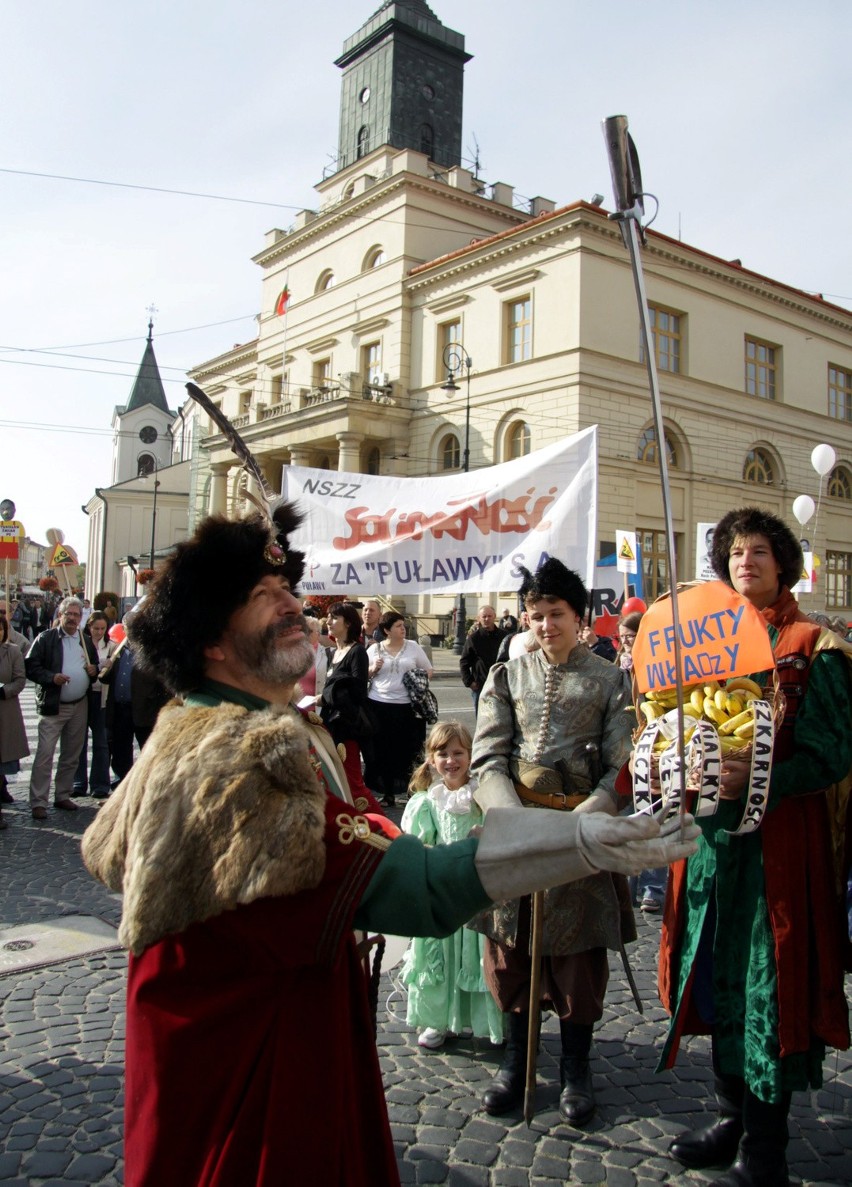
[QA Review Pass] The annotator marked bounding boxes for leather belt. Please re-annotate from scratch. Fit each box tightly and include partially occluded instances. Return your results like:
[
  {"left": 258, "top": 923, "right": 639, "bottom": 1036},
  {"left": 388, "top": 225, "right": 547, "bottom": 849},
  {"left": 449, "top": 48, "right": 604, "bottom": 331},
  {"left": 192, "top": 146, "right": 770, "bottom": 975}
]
[{"left": 515, "top": 783, "right": 589, "bottom": 811}]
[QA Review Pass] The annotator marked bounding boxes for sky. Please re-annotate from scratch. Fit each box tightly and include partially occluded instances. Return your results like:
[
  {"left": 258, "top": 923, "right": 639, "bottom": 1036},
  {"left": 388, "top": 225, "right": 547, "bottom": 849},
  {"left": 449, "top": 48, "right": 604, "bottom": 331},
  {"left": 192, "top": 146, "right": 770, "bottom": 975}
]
[{"left": 2, "top": 0, "right": 850, "bottom": 567}]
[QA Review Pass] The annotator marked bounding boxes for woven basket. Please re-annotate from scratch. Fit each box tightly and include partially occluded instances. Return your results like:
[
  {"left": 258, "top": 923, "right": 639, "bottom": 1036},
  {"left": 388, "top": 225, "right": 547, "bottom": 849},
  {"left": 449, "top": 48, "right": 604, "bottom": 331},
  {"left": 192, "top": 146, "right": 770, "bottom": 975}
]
[{"left": 633, "top": 675, "right": 785, "bottom": 789}]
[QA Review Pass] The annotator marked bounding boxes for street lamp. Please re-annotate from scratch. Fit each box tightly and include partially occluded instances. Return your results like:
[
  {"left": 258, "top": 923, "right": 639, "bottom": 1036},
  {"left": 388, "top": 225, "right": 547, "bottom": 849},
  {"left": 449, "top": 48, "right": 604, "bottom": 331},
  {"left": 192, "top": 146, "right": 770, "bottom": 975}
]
[{"left": 441, "top": 342, "right": 473, "bottom": 655}]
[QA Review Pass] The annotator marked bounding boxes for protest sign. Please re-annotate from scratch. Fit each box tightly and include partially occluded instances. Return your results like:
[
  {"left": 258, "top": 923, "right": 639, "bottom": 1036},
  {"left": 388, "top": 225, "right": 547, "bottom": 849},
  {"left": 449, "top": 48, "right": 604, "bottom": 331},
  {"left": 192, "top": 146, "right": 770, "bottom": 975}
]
[
  {"left": 615, "top": 530, "right": 638, "bottom": 574},
  {"left": 791, "top": 551, "right": 814, "bottom": 595},
  {"left": 281, "top": 429, "right": 597, "bottom": 596},
  {"left": 589, "top": 551, "right": 643, "bottom": 618},
  {"left": 695, "top": 522, "right": 717, "bottom": 582},
  {"left": 632, "top": 580, "right": 775, "bottom": 694}
]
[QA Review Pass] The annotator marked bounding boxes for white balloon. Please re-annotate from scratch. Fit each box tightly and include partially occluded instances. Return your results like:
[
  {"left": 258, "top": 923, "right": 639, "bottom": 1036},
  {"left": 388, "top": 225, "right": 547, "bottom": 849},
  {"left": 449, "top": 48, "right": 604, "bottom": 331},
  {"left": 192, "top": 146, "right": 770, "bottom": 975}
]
[
  {"left": 792, "top": 495, "right": 815, "bottom": 526},
  {"left": 811, "top": 443, "right": 836, "bottom": 476}
]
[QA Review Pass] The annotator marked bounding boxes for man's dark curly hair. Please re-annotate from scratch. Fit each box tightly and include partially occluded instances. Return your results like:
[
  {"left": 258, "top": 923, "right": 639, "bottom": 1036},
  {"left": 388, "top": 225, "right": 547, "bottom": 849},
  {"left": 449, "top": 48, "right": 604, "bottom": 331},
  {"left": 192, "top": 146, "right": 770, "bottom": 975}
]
[
  {"left": 128, "top": 501, "right": 305, "bottom": 695},
  {"left": 518, "top": 557, "right": 588, "bottom": 619},
  {"left": 710, "top": 506, "right": 802, "bottom": 592}
]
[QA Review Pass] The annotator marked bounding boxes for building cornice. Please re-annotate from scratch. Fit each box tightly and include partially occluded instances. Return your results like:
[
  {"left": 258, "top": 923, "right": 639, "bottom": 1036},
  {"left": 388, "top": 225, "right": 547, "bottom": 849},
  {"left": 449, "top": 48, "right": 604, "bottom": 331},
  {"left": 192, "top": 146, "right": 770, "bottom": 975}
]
[
  {"left": 252, "top": 171, "right": 524, "bottom": 269},
  {"left": 189, "top": 341, "right": 258, "bottom": 381},
  {"left": 406, "top": 200, "right": 852, "bottom": 329}
]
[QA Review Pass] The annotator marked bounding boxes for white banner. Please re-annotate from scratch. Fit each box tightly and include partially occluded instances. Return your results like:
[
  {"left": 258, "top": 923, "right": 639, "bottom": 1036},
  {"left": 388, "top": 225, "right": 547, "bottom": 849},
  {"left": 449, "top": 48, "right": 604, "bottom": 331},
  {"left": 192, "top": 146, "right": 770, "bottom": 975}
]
[{"left": 281, "top": 428, "right": 597, "bottom": 596}]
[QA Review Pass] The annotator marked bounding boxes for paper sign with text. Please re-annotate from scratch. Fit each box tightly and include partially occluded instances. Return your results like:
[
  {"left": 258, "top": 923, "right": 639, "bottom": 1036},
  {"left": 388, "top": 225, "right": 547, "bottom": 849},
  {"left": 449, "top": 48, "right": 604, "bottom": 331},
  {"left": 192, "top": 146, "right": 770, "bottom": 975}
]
[
  {"left": 616, "top": 530, "right": 638, "bottom": 574},
  {"left": 281, "top": 428, "right": 597, "bottom": 596},
  {"left": 791, "top": 551, "right": 813, "bottom": 595},
  {"left": 632, "top": 580, "right": 775, "bottom": 693}
]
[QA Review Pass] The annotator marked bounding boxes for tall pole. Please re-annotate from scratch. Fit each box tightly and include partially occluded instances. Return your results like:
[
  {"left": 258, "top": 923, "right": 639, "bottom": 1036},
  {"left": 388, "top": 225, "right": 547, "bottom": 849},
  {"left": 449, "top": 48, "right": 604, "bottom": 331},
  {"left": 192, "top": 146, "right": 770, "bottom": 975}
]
[{"left": 441, "top": 344, "right": 472, "bottom": 655}]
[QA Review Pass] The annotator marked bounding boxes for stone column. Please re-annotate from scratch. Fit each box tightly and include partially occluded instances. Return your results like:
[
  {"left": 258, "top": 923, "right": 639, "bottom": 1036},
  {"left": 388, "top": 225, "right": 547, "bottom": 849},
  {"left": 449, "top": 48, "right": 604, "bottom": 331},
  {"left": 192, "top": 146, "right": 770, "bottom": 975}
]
[
  {"left": 209, "top": 463, "right": 231, "bottom": 515},
  {"left": 336, "top": 432, "right": 364, "bottom": 473},
  {"left": 287, "top": 447, "right": 313, "bottom": 468}
]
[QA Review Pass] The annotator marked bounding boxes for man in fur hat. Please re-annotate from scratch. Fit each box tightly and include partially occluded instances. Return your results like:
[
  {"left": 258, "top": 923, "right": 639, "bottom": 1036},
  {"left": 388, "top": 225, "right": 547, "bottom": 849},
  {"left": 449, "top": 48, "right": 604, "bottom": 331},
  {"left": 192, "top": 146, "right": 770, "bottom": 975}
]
[
  {"left": 471, "top": 557, "right": 635, "bottom": 1126},
  {"left": 82, "top": 505, "right": 699, "bottom": 1187}
]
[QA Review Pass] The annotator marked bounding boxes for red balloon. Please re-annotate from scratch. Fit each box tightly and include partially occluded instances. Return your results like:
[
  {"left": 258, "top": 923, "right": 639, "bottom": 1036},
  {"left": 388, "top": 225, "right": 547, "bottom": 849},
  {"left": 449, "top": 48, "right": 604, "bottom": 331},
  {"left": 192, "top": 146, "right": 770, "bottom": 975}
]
[
  {"left": 621, "top": 597, "right": 647, "bottom": 616},
  {"left": 108, "top": 623, "right": 126, "bottom": 643}
]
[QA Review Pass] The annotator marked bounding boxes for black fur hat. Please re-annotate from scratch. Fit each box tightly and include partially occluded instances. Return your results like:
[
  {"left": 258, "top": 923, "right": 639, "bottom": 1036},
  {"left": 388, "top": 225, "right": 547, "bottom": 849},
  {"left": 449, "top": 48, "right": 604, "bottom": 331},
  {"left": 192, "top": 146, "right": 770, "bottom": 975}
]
[
  {"left": 128, "top": 500, "right": 305, "bottom": 694},
  {"left": 710, "top": 506, "right": 802, "bottom": 592},
  {"left": 518, "top": 557, "right": 588, "bottom": 619}
]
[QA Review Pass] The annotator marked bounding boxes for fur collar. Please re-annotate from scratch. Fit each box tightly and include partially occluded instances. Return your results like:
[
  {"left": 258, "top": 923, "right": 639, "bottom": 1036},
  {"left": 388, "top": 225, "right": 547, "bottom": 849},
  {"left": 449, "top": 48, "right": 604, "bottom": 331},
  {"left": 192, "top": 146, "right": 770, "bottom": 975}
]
[{"left": 82, "top": 700, "right": 328, "bottom": 955}]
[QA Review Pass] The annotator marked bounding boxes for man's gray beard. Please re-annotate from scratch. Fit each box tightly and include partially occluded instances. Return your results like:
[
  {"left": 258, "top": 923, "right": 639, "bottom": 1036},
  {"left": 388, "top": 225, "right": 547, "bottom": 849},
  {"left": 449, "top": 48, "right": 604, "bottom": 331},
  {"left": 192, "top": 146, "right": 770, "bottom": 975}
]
[{"left": 233, "top": 618, "right": 314, "bottom": 685}]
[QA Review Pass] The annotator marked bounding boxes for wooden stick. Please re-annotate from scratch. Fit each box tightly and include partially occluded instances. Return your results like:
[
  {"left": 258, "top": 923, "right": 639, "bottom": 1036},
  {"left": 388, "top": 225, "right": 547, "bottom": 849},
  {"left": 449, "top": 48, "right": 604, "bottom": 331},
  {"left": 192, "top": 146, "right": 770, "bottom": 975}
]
[{"left": 523, "top": 891, "right": 545, "bottom": 1126}]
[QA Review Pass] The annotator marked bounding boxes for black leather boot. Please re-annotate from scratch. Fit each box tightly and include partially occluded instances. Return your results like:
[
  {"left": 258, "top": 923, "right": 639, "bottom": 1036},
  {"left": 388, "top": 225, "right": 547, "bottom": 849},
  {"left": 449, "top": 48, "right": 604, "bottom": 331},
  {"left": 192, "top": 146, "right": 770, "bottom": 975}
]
[
  {"left": 670, "top": 1068, "right": 744, "bottom": 1169},
  {"left": 558, "top": 1019, "right": 595, "bottom": 1126},
  {"left": 708, "top": 1089, "right": 791, "bottom": 1187},
  {"left": 482, "top": 1012, "right": 528, "bottom": 1115}
]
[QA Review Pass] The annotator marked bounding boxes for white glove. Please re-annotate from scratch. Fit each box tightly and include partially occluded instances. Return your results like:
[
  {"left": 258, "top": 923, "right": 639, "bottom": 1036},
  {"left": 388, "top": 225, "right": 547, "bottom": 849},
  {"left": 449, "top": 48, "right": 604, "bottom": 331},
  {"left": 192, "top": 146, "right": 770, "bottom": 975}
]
[
  {"left": 576, "top": 811, "right": 700, "bottom": 876},
  {"left": 474, "top": 772, "right": 522, "bottom": 810}
]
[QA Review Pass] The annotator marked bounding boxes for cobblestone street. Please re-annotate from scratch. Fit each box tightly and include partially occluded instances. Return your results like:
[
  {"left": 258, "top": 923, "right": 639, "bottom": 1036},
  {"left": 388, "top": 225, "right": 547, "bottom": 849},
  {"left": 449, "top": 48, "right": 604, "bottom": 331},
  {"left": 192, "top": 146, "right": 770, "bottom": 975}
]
[{"left": 1, "top": 672, "right": 850, "bottom": 1185}]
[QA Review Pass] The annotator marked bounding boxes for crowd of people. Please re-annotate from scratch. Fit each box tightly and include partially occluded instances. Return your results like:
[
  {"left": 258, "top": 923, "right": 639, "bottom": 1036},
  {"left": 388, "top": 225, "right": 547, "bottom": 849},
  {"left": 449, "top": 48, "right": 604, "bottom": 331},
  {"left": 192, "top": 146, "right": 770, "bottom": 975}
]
[
  {"left": 0, "top": 594, "right": 169, "bottom": 826},
  {"left": 1, "top": 497, "right": 850, "bottom": 1187}
]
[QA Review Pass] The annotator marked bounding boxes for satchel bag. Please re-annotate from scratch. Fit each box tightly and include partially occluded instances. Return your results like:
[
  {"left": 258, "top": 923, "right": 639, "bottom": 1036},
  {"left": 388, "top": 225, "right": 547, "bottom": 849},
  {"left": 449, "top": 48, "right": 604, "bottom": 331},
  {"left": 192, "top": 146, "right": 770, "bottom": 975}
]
[{"left": 402, "top": 668, "right": 439, "bottom": 725}]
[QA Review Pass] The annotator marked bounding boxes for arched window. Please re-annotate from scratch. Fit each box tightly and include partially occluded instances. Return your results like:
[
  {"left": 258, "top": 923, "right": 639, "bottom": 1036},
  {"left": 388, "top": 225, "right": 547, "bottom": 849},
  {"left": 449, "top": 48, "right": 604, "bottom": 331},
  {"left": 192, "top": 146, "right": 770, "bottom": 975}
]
[
  {"left": 828, "top": 464, "right": 852, "bottom": 500},
  {"left": 420, "top": 123, "right": 434, "bottom": 157},
  {"left": 507, "top": 421, "right": 531, "bottom": 460},
  {"left": 137, "top": 454, "right": 156, "bottom": 477},
  {"left": 315, "top": 269, "right": 335, "bottom": 293},
  {"left": 637, "top": 427, "right": 677, "bottom": 467},
  {"left": 440, "top": 433, "right": 460, "bottom": 471},
  {"left": 366, "top": 447, "right": 381, "bottom": 476},
  {"left": 317, "top": 455, "right": 331, "bottom": 471},
  {"left": 743, "top": 448, "right": 775, "bottom": 485},
  {"left": 363, "top": 246, "right": 386, "bottom": 271},
  {"left": 343, "top": 182, "right": 355, "bottom": 201},
  {"left": 357, "top": 126, "right": 370, "bottom": 159}
]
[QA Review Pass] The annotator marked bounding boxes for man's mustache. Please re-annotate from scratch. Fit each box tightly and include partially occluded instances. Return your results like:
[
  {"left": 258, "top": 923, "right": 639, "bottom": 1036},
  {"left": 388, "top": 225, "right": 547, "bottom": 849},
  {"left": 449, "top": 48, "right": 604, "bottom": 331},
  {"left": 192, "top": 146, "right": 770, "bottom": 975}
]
[{"left": 268, "top": 615, "right": 309, "bottom": 640}]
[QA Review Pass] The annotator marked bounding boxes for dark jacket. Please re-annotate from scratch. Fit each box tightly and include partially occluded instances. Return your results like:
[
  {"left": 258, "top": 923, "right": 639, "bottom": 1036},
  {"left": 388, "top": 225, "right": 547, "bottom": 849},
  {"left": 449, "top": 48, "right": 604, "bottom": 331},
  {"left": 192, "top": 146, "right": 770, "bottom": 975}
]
[
  {"left": 100, "top": 647, "right": 171, "bottom": 731},
  {"left": 320, "top": 643, "right": 372, "bottom": 746},
  {"left": 25, "top": 627, "right": 97, "bottom": 716},
  {"left": 459, "top": 625, "right": 506, "bottom": 690}
]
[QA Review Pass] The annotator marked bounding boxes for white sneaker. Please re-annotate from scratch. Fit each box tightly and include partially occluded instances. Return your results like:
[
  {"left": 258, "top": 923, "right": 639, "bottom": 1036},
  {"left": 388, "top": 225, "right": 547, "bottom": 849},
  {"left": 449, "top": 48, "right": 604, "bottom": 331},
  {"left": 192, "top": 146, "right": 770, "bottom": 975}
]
[{"left": 417, "top": 1027, "right": 447, "bottom": 1049}]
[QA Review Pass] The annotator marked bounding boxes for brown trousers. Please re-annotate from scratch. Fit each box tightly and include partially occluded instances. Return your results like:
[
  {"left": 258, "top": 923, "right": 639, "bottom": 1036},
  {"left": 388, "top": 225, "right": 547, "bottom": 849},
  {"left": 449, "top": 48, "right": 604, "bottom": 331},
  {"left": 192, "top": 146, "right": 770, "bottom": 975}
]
[{"left": 483, "top": 896, "right": 609, "bottom": 1023}]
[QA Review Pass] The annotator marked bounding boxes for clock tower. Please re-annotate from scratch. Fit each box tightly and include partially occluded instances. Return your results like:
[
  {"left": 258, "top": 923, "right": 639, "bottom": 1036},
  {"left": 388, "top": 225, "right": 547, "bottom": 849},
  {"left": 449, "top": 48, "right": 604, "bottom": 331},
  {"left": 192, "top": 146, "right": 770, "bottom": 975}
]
[
  {"left": 111, "top": 320, "right": 175, "bottom": 485},
  {"left": 335, "top": 0, "right": 471, "bottom": 173}
]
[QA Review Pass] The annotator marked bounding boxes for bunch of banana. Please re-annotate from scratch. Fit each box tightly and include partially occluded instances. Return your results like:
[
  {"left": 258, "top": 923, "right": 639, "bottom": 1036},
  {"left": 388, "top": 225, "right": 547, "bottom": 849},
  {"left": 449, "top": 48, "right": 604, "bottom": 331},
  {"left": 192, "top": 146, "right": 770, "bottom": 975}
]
[{"left": 640, "top": 676, "right": 765, "bottom": 753}]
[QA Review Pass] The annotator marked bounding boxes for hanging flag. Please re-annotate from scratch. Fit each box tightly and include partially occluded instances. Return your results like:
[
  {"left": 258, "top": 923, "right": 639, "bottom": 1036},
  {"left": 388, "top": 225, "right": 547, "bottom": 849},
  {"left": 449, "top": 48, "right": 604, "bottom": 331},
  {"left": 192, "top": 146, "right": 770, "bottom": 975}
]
[{"left": 275, "top": 286, "right": 290, "bottom": 318}]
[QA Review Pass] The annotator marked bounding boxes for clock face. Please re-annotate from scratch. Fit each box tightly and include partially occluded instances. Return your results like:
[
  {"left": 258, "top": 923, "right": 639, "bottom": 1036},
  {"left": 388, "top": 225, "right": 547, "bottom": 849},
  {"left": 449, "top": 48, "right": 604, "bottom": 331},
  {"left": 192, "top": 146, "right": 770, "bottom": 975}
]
[{"left": 139, "top": 425, "right": 158, "bottom": 444}]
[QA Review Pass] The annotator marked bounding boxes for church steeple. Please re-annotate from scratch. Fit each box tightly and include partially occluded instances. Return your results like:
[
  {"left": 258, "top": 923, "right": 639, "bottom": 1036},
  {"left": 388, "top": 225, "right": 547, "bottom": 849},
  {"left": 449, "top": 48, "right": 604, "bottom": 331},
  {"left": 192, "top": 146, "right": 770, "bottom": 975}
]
[
  {"left": 126, "top": 319, "right": 170, "bottom": 414},
  {"left": 110, "top": 320, "right": 174, "bottom": 485},
  {"left": 334, "top": 1, "right": 471, "bottom": 173}
]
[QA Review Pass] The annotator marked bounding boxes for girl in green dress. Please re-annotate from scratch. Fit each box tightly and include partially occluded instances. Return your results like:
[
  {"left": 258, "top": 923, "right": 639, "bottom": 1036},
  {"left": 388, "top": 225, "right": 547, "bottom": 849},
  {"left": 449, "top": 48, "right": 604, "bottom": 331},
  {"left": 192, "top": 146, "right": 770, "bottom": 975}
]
[{"left": 400, "top": 722, "right": 504, "bottom": 1049}]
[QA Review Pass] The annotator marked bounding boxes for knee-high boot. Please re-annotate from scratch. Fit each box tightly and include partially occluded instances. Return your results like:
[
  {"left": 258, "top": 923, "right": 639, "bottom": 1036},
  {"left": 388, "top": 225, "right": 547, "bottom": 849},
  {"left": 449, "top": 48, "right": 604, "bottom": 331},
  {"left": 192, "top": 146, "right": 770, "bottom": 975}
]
[
  {"left": 708, "top": 1088, "right": 791, "bottom": 1187},
  {"left": 482, "top": 1011, "right": 528, "bottom": 1115},
  {"left": 670, "top": 1041, "right": 744, "bottom": 1169},
  {"left": 558, "top": 1019, "right": 595, "bottom": 1126}
]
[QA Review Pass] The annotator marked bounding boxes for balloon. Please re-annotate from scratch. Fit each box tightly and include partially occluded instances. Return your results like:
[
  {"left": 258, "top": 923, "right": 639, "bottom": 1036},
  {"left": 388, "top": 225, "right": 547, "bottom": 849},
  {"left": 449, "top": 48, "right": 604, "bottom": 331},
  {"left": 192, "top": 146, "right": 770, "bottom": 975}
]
[
  {"left": 108, "top": 623, "right": 126, "bottom": 644},
  {"left": 622, "top": 596, "right": 647, "bottom": 616},
  {"left": 792, "top": 494, "right": 815, "bottom": 526},
  {"left": 811, "top": 443, "right": 836, "bottom": 476}
]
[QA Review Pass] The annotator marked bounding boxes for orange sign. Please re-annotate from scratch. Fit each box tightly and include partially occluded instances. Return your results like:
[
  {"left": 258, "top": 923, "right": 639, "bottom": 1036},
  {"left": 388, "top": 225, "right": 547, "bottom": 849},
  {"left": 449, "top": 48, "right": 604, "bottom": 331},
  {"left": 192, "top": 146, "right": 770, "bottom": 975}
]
[{"left": 633, "top": 580, "right": 775, "bottom": 694}]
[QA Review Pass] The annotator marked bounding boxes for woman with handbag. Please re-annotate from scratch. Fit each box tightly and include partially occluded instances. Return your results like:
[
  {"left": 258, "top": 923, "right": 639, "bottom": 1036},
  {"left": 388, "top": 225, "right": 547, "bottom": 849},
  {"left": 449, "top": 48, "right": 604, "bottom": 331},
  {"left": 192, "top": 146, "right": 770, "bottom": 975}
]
[
  {"left": 366, "top": 611, "right": 433, "bottom": 807},
  {"left": 320, "top": 602, "right": 381, "bottom": 811}
]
